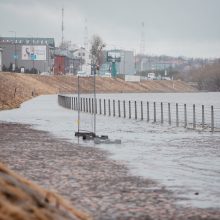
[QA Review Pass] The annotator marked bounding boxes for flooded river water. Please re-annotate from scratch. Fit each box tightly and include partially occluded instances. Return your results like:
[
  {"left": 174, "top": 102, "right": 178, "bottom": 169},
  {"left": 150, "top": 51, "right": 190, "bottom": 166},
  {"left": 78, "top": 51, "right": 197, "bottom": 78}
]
[{"left": 0, "top": 92, "right": 220, "bottom": 209}]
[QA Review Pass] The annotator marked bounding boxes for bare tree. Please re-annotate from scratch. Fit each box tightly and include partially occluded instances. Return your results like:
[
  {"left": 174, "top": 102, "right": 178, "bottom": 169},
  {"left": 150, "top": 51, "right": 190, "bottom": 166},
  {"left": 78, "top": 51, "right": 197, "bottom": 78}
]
[
  {"left": 90, "top": 35, "right": 105, "bottom": 68},
  {"left": 190, "top": 62, "right": 220, "bottom": 91}
]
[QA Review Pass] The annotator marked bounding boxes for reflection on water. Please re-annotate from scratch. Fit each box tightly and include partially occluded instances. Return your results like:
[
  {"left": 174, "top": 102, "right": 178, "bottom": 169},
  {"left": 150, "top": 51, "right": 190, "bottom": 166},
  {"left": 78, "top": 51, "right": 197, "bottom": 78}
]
[{"left": 0, "top": 93, "right": 220, "bottom": 208}]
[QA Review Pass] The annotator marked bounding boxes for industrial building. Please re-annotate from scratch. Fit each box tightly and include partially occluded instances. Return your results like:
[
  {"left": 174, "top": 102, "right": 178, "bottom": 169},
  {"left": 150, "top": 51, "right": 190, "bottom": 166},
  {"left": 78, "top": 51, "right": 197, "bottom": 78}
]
[
  {"left": 0, "top": 37, "right": 55, "bottom": 73},
  {"left": 53, "top": 47, "right": 90, "bottom": 75},
  {"left": 100, "top": 49, "right": 135, "bottom": 76}
]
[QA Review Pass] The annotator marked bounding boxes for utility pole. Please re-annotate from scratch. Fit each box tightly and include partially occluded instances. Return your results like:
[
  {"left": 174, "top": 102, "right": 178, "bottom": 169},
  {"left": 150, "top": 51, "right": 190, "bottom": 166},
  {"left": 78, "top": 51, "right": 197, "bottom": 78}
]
[
  {"left": 9, "top": 30, "right": 17, "bottom": 71},
  {"left": 31, "top": 36, "right": 35, "bottom": 73},
  {"left": 61, "top": 7, "right": 64, "bottom": 47},
  {"left": 84, "top": 18, "right": 89, "bottom": 51},
  {"left": 140, "top": 22, "right": 145, "bottom": 72}
]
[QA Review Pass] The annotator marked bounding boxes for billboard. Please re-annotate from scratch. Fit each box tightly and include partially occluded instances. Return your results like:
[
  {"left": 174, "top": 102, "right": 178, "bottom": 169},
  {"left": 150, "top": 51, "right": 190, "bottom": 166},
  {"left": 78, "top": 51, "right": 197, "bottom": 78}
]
[
  {"left": 22, "top": 45, "right": 47, "bottom": 61},
  {"left": 107, "top": 51, "right": 121, "bottom": 62}
]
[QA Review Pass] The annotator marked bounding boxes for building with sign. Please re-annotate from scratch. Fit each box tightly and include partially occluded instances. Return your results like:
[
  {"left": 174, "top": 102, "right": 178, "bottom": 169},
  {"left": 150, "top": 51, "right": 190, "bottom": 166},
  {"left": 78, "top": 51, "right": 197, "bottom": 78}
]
[
  {"left": 0, "top": 37, "right": 55, "bottom": 73},
  {"left": 100, "top": 49, "right": 135, "bottom": 76}
]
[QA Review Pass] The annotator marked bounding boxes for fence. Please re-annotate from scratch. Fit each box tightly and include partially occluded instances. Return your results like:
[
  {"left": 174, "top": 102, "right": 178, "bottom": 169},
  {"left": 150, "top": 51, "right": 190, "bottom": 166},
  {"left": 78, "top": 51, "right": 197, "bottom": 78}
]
[{"left": 58, "top": 94, "right": 220, "bottom": 132}]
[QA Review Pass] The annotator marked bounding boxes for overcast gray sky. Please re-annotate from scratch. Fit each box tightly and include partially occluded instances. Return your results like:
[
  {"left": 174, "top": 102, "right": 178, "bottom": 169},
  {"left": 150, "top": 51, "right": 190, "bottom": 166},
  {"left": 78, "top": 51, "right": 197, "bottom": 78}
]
[{"left": 0, "top": 0, "right": 220, "bottom": 58}]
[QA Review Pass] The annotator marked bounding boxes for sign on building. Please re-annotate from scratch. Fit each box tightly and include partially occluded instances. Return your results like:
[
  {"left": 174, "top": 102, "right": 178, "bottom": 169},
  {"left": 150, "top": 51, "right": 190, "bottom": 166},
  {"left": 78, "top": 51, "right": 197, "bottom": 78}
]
[
  {"left": 107, "top": 51, "right": 121, "bottom": 62},
  {"left": 22, "top": 45, "right": 46, "bottom": 60}
]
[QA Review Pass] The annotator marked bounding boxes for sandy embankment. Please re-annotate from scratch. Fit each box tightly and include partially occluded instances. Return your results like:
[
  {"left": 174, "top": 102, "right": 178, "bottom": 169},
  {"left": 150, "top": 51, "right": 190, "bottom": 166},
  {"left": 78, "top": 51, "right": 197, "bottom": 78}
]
[
  {"left": 0, "top": 122, "right": 220, "bottom": 220},
  {"left": 0, "top": 72, "right": 196, "bottom": 110}
]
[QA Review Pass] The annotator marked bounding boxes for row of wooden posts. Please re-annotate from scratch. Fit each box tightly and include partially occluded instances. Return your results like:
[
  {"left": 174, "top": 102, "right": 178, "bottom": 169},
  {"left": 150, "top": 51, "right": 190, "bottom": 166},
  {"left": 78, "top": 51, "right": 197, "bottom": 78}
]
[{"left": 58, "top": 95, "right": 218, "bottom": 132}]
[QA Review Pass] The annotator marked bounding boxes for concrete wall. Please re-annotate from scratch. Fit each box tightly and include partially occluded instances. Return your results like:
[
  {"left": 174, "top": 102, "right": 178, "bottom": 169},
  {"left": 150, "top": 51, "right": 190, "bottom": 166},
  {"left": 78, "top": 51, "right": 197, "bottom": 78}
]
[{"left": 125, "top": 75, "right": 140, "bottom": 82}]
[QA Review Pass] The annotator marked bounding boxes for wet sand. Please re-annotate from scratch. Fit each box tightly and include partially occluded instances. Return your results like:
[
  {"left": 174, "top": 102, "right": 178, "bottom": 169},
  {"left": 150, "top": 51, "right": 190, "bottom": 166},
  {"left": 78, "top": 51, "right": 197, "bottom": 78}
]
[{"left": 0, "top": 122, "right": 219, "bottom": 220}]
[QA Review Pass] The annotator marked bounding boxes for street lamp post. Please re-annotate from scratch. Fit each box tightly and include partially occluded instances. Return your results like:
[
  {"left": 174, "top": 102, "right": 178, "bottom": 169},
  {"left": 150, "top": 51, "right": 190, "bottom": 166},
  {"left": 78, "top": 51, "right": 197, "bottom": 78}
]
[
  {"left": 28, "top": 35, "right": 35, "bottom": 73},
  {"left": 92, "top": 43, "right": 105, "bottom": 134},
  {"left": 9, "top": 31, "right": 17, "bottom": 72}
]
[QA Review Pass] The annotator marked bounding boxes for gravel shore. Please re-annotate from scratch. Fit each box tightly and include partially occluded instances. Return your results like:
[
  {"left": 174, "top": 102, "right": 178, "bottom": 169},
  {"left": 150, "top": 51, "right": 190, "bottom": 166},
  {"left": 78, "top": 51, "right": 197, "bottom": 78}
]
[{"left": 0, "top": 122, "right": 219, "bottom": 220}]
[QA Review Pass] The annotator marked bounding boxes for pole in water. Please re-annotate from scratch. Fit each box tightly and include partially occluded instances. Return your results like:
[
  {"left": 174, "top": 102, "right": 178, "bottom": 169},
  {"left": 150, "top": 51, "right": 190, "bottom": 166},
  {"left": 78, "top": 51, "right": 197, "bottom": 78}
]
[
  {"left": 93, "top": 64, "right": 96, "bottom": 135},
  {"left": 77, "top": 76, "right": 80, "bottom": 134}
]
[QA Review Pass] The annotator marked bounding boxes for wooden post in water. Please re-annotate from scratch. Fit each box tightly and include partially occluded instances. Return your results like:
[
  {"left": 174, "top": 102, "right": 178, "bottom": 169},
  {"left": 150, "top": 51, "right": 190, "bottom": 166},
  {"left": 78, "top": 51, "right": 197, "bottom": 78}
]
[
  {"left": 89, "top": 98, "right": 91, "bottom": 113},
  {"left": 95, "top": 98, "right": 97, "bottom": 114},
  {"left": 86, "top": 98, "right": 88, "bottom": 112},
  {"left": 202, "top": 105, "right": 205, "bottom": 129},
  {"left": 211, "top": 105, "right": 214, "bottom": 132},
  {"left": 83, "top": 98, "right": 86, "bottom": 112},
  {"left": 81, "top": 98, "right": 83, "bottom": 111},
  {"left": 129, "top": 101, "right": 131, "bottom": 119},
  {"left": 135, "top": 101, "right": 137, "bottom": 120},
  {"left": 123, "top": 100, "right": 126, "bottom": 118},
  {"left": 161, "top": 102, "right": 163, "bottom": 124},
  {"left": 141, "top": 101, "right": 143, "bottom": 120},
  {"left": 76, "top": 97, "right": 78, "bottom": 111},
  {"left": 108, "top": 99, "right": 111, "bottom": 116},
  {"left": 168, "top": 103, "right": 171, "bottom": 125},
  {"left": 118, "top": 100, "right": 121, "bottom": 117},
  {"left": 153, "top": 102, "right": 156, "bottom": 123},
  {"left": 147, "top": 101, "right": 149, "bottom": 122},
  {"left": 99, "top": 99, "right": 102, "bottom": 114},
  {"left": 91, "top": 98, "right": 94, "bottom": 114},
  {"left": 113, "top": 100, "right": 115, "bottom": 117},
  {"left": 104, "top": 99, "right": 106, "bottom": 115},
  {"left": 184, "top": 104, "right": 187, "bottom": 128},
  {"left": 193, "top": 104, "right": 196, "bottom": 129},
  {"left": 176, "top": 103, "right": 179, "bottom": 127}
]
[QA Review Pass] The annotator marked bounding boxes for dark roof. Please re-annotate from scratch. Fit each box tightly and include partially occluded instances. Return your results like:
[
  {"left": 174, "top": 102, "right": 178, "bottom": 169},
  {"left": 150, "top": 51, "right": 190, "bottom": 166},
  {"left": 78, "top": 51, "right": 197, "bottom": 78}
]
[{"left": 0, "top": 37, "right": 55, "bottom": 47}]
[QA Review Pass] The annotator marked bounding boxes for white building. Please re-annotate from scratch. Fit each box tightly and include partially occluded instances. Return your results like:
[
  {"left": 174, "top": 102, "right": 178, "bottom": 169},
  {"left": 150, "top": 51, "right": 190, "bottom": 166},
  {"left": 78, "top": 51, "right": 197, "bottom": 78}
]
[{"left": 73, "top": 47, "right": 91, "bottom": 75}]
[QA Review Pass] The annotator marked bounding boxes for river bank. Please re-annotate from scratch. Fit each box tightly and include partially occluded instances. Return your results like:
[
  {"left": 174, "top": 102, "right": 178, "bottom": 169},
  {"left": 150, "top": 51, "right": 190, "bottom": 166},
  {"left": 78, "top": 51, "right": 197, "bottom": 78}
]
[
  {"left": 0, "top": 122, "right": 219, "bottom": 219},
  {"left": 0, "top": 72, "right": 196, "bottom": 110}
]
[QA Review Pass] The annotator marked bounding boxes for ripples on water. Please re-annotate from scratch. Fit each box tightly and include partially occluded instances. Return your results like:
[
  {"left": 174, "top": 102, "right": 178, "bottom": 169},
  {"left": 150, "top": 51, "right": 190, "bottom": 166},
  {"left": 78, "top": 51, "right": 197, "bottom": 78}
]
[{"left": 0, "top": 93, "right": 220, "bottom": 208}]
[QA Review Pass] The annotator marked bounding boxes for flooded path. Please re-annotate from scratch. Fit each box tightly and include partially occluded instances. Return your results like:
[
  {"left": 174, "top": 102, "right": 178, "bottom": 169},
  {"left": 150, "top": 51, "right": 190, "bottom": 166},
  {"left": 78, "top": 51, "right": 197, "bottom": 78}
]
[{"left": 0, "top": 94, "right": 220, "bottom": 209}]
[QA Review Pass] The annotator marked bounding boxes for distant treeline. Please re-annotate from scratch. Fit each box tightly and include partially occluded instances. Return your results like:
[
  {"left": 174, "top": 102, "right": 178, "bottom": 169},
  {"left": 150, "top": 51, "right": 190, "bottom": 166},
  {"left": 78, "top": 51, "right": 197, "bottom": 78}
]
[{"left": 186, "top": 60, "right": 220, "bottom": 91}]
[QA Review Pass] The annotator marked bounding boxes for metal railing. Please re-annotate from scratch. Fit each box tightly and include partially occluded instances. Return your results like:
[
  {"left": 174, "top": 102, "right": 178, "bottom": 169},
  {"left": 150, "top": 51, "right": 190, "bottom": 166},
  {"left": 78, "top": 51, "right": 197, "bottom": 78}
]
[{"left": 58, "top": 95, "right": 220, "bottom": 132}]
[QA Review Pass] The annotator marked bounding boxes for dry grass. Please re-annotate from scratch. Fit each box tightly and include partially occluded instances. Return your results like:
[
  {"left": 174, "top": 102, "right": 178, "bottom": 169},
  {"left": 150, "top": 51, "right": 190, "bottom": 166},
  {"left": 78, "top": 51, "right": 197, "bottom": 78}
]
[
  {"left": 0, "top": 72, "right": 196, "bottom": 110},
  {"left": 0, "top": 162, "right": 91, "bottom": 220}
]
